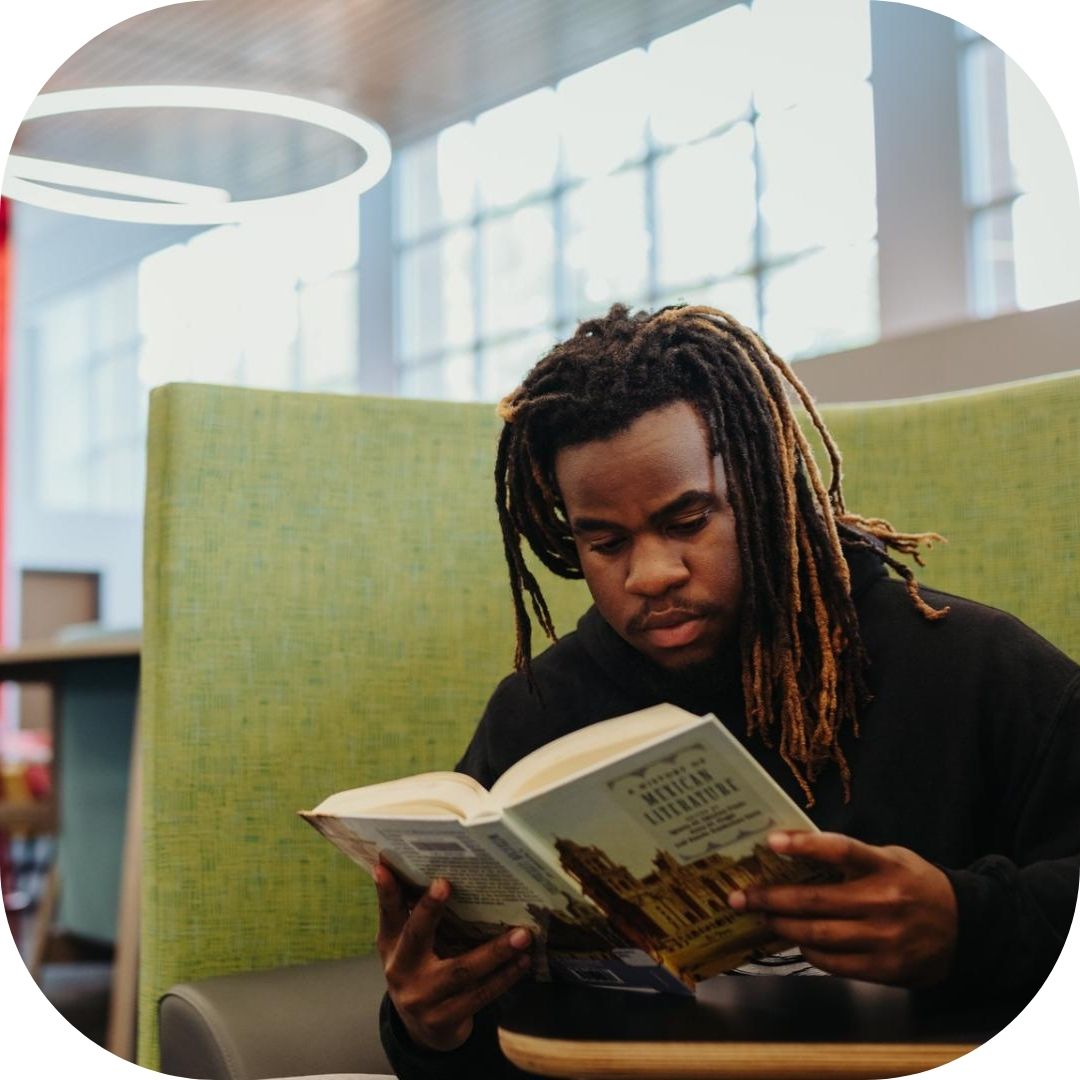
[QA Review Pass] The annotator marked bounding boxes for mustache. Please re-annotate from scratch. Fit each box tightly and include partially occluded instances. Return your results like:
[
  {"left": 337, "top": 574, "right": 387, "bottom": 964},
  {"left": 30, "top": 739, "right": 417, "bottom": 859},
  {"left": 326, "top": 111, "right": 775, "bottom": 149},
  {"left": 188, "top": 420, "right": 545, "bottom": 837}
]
[{"left": 626, "top": 598, "right": 722, "bottom": 635}]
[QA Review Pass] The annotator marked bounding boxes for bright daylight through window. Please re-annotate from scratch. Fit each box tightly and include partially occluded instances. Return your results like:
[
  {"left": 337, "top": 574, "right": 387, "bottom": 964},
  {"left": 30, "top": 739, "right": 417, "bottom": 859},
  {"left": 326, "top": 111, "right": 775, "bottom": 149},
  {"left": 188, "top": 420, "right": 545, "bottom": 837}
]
[
  {"left": 958, "top": 25, "right": 1080, "bottom": 317},
  {"left": 31, "top": 200, "right": 360, "bottom": 514},
  {"left": 394, "top": 0, "right": 879, "bottom": 403}
]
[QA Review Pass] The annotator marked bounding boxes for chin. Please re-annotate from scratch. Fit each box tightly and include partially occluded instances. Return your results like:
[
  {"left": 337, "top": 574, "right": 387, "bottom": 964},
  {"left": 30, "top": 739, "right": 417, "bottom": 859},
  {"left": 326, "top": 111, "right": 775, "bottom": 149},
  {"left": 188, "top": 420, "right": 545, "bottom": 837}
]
[
  {"left": 649, "top": 646, "right": 718, "bottom": 673},
  {"left": 646, "top": 632, "right": 737, "bottom": 675}
]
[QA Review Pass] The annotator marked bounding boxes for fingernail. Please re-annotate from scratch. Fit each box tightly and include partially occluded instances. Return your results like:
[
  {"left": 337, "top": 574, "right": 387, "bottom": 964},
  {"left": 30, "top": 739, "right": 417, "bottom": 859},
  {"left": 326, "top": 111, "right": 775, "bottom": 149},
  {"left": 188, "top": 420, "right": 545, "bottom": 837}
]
[
  {"left": 430, "top": 878, "right": 450, "bottom": 901},
  {"left": 768, "top": 831, "right": 791, "bottom": 852},
  {"left": 728, "top": 890, "right": 746, "bottom": 911},
  {"left": 509, "top": 928, "right": 531, "bottom": 949}
]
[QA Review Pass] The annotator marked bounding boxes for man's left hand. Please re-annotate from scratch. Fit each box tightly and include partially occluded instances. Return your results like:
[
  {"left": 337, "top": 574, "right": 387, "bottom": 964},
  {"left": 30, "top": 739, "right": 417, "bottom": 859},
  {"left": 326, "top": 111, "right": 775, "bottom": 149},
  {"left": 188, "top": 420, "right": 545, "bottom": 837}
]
[{"left": 727, "top": 830, "right": 958, "bottom": 988}]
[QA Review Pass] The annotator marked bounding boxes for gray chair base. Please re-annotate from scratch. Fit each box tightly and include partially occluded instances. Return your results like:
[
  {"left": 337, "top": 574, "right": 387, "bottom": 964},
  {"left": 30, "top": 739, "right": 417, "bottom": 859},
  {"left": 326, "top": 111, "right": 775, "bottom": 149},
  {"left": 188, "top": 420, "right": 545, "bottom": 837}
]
[{"left": 159, "top": 954, "right": 393, "bottom": 1079}]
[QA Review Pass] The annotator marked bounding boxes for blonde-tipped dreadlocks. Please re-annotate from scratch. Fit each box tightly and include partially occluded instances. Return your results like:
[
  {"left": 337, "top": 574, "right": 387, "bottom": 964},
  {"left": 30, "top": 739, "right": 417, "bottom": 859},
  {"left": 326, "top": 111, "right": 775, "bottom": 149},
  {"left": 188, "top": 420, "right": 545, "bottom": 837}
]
[{"left": 494, "top": 304, "right": 948, "bottom": 806}]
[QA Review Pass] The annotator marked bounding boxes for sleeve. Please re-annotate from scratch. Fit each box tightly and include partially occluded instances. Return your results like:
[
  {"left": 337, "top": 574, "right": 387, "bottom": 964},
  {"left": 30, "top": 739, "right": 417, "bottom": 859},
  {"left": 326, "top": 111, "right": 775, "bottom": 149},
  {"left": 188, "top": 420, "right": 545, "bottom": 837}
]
[
  {"left": 379, "top": 996, "right": 533, "bottom": 1080},
  {"left": 939, "top": 671, "right": 1080, "bottom": 1001}
]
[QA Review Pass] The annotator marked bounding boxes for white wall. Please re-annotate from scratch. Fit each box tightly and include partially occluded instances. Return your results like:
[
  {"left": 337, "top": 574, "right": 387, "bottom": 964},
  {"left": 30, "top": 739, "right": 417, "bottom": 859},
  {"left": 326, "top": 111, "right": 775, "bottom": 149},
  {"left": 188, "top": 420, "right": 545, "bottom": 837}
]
[{"left": 800, "top": 298, "right": 1080, "bottom": 403}]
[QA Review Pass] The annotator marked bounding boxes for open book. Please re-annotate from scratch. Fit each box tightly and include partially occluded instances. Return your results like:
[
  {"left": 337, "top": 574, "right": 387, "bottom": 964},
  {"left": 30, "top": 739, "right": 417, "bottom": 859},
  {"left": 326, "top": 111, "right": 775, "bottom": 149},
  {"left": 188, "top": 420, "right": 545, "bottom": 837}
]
[{"left": 302, "top": 704, "right": 830, "bottom": 993}]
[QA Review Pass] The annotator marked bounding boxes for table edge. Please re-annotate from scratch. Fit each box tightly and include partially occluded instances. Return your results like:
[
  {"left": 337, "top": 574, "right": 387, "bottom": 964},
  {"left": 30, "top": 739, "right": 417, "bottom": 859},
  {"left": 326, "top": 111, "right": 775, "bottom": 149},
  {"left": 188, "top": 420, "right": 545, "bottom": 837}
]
[
  {"left": 498, "top": 1030, "right": 979, "bottom": 1079},
  {"left": 0, "top": 634, "right": 141, "bottom": 676}
]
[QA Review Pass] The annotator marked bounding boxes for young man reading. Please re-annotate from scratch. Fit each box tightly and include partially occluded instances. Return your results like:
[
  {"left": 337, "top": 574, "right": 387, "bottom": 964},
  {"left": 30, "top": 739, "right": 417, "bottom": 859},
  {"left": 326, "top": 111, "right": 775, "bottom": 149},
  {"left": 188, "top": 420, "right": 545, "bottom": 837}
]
[{"left": 375, "top": 304, "right": 1080, "bottom": 1078}]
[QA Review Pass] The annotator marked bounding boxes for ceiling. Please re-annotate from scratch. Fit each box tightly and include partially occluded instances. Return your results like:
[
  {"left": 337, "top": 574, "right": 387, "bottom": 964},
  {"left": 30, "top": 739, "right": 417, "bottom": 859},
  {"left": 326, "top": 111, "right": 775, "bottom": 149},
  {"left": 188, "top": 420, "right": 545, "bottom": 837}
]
[{"left": 12, "top": 0, "right": 731, "bottom": 199}]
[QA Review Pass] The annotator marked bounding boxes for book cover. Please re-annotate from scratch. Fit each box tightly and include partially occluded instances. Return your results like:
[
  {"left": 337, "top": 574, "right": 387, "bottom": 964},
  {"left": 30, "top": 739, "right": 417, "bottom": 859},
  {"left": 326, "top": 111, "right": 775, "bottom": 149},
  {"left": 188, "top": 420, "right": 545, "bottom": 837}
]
[{"left": 501, "top": 714, "right": 830, "bottom": 984}]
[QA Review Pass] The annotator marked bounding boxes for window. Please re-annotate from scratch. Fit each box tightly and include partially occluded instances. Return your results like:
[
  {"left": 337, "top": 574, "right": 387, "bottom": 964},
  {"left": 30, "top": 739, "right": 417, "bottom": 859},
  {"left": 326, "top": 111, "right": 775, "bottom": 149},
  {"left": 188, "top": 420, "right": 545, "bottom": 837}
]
[
  {"left": 958, "top": 29, "right": 1080, "bottom": 316},
  {"left": 31, "top": 200, "right": 362, "bottom": 516},
  {"left": 32, "top": 268, "right": 144, "bottom": 514},
  {"left": 394, "top": 0, "right": 879, "bottom": 403},
  {"left": 138, "top": 202, "right": 361, "bottom": 394}
]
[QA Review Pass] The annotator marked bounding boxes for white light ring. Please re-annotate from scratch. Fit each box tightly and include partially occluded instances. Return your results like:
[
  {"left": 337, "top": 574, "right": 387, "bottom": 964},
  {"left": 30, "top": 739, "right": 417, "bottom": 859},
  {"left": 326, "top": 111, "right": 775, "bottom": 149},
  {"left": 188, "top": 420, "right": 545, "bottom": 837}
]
[
  {"left": 5, "top": 153, "right": 232, "bottom": 204},
  {"left": 2, "top": 85, "right": 392, "bottom": 225}
]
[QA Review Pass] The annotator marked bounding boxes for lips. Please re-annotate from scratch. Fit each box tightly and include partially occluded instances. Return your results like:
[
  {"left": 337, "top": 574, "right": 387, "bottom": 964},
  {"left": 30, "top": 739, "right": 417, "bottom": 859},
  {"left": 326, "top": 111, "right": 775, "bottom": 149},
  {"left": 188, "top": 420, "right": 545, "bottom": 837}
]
[{"left": 638, "top": 610, "right": 708, "bottom": 649}]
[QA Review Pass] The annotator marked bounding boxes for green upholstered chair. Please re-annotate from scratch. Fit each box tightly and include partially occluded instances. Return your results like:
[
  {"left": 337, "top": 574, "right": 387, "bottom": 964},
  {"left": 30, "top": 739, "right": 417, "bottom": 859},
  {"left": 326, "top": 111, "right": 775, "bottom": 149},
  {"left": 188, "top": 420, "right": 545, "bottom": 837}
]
[
  {"left": 141, "top": 373, "right": 1079, "bottom": 1077},
  {"left": 812, "top": 372, "right": 1078, "bottom": 659},
  {"left": 139, "top": 384, "right": 589, "bottom": 1076}
]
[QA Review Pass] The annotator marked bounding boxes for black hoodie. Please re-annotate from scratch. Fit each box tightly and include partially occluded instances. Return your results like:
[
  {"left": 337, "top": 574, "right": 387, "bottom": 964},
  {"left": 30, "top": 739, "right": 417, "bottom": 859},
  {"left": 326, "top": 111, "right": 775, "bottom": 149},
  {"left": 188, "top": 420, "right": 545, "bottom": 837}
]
[{"left": 381, "top": 546, "right": 1080, "bottom": 1078}]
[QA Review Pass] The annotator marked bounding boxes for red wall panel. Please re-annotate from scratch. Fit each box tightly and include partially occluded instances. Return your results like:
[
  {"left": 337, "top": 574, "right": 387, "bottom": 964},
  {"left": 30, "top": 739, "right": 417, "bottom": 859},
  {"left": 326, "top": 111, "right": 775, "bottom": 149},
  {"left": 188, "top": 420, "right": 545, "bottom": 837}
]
[{"left": 0, "top": 197, "right": 10, "bottom": 660}]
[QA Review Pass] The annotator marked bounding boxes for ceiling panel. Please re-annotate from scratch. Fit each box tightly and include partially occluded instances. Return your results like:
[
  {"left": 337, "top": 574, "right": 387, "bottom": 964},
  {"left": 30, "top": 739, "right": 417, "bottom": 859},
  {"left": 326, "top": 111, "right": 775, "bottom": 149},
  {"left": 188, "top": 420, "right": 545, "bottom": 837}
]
[{"left": 11, "top": 0, "right": 732, "bottom": 197}]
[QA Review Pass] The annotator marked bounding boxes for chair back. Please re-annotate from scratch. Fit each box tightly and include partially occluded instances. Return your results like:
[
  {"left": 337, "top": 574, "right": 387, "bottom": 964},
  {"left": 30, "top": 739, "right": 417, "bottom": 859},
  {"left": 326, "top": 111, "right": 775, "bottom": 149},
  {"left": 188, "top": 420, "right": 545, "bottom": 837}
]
[
  {"left": 818, "top": 372, "right": 1078, "bottom": 657},
  {"left": 138, "top": 373, "right": 1079, "bottom": 1067}
]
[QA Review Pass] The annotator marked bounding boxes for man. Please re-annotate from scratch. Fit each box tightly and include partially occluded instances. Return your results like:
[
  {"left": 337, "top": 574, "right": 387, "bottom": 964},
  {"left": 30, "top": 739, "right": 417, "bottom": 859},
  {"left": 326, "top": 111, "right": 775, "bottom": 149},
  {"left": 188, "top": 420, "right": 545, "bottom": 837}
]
[{"left": 376, "top": 304, "right": 1080, "bottom": 1078}]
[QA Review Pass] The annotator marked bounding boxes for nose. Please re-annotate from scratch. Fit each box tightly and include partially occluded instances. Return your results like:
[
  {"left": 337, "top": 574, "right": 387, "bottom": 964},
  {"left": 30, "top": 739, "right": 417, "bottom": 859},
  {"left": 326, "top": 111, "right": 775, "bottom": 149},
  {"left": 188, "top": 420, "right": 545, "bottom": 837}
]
[{"left": 624, "top": 537, "right": 691, "bottom": 597}]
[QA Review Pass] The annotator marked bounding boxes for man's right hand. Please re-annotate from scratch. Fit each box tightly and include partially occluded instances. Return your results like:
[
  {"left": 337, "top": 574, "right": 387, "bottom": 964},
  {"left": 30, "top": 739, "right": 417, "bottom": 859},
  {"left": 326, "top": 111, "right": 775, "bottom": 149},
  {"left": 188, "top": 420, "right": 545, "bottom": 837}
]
[{"left": 375, "top": 863, "right": 534, "bottom": 1052}]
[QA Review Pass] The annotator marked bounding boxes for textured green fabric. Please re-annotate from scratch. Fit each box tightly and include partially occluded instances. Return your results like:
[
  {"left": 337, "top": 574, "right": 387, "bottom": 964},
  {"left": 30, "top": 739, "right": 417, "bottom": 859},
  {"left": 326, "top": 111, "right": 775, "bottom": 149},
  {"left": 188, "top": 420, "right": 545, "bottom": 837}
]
[
  {"left": 816, "top": 373, "right": 1079, "bottom": 661},
  {"left": 138, "top": 386, "right": 585, "bottom": 1068},
  {"left": 139, "top": 373, "right": 1079, "bottom": 1069}
]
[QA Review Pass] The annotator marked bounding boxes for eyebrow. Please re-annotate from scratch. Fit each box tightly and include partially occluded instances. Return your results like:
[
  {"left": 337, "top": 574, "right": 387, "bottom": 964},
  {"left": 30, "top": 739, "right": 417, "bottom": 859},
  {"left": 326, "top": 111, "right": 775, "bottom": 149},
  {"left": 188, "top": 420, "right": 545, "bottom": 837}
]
[{"left": 570, "top": 489, "right": 719, "bottom": 535}]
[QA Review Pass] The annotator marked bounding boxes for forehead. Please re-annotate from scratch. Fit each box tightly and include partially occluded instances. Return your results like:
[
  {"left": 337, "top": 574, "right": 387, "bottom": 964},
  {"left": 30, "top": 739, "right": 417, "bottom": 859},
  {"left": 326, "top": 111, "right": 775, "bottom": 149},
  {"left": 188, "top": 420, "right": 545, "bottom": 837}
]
[{"left": 554, "top": 401, "right": 721, "bottom": 514}]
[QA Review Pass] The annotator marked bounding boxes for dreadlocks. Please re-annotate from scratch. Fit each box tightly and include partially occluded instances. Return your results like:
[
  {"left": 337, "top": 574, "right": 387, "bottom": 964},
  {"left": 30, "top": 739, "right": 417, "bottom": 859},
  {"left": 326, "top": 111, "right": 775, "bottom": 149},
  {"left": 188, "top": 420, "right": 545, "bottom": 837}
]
[{"left": 495, "top": 303, "right": 948, "bottom": 805}]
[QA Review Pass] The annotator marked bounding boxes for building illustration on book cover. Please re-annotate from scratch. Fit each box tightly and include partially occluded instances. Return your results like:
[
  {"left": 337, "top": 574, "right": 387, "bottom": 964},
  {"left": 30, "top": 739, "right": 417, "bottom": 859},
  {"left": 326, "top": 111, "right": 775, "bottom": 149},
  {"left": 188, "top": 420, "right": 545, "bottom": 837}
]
[
  {"left": 435, "top": 832, "right": 826, "bottom": 987},
  {"left": 553, "top": 837, "right": 826, "bottom": 982}
]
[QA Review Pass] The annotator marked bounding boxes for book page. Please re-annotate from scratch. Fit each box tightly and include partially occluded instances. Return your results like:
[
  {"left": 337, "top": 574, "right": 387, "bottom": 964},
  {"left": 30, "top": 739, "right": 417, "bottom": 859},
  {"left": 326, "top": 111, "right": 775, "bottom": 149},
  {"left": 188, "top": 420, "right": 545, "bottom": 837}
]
[
  {"left": 502, "top": 714, "right": 823, "bottom": 984},
  {"left": 305, "top": 811, "right": 550, "bottom": 919},
  {"left": 491, "top": 703, "right": 697, "bottom": 804},
  {"left": 306, "top": 770, "right": 491, "bottom": 820}
]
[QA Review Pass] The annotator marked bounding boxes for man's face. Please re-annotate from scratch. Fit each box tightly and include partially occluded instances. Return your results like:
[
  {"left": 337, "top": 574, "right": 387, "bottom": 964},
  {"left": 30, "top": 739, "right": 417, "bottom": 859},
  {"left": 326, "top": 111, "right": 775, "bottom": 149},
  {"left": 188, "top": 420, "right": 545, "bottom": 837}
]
[{"left": 554, "top": 400, "right": 743, "bottom": 671}]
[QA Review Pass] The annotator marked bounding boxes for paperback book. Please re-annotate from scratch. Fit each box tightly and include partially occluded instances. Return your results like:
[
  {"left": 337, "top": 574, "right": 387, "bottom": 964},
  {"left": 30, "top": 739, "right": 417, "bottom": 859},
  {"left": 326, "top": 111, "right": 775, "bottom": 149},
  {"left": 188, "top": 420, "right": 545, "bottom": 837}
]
[{"left": 302, "top": 703, "right": 830, "bottom": 993}]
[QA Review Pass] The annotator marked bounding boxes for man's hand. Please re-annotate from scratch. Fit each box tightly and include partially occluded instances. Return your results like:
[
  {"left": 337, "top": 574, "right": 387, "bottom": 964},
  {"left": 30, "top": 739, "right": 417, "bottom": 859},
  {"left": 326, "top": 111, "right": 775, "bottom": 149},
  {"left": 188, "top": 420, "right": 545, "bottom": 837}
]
[
  {"left": 375, "top": 864, "right": 533, "bottom": 1052},
  {"left": 727, "top": 830, "right": 958, "bottom": 987}
]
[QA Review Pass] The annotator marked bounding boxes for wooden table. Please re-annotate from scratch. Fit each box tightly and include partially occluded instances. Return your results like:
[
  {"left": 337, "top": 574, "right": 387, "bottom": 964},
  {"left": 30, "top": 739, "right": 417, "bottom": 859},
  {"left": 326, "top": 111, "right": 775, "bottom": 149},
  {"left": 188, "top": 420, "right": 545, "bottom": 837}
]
[
  {"left": 498, "top": 977, "right": 1022, "bottom": 1079},
  {"left": 0, "top": 633, "right": 141, "bottom": 1060}
]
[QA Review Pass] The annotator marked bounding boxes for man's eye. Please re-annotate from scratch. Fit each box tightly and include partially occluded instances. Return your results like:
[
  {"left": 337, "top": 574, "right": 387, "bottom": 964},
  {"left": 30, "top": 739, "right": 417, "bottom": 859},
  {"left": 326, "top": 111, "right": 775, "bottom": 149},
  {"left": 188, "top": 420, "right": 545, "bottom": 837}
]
[
  {"left": 587, "top": 536, "right": 626, "bottom": 555},
  {"left": 668, "top": 513, "right": 710, "bottom": 537}
]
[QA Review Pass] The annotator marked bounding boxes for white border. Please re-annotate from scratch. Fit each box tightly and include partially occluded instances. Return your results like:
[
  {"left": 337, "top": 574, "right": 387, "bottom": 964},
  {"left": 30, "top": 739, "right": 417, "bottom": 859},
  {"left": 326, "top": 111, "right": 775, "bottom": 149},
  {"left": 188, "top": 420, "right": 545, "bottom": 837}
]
[
  {"left": 2, "top": 6, "right": 169, "bottom": 1080},
  {"left": 5, "top": 153, "right": 231, "bottom": 205},
  {"left": 1, "top": 3, "right": 1078, "bottom": 1079}
]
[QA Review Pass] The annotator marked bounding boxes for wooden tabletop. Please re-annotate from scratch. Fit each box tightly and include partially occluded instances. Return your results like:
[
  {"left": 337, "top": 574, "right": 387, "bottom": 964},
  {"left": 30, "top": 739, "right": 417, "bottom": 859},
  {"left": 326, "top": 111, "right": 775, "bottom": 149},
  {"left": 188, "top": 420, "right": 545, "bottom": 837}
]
[
  {"left": 498, "top": 977, "right": 1022, "bottom": 1079},
  {"left": 0, "top": 633, "right": 140, "bottom": 682}
]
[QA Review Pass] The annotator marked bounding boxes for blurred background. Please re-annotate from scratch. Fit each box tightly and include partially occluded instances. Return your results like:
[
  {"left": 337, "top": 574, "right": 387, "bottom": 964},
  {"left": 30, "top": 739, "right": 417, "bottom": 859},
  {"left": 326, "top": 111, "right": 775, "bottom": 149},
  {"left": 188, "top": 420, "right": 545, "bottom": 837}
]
[
  {"left": 0, "top": 0, "right": 1078, "bottom": 1051},
  {"left": 3, "top": 0, "right": 1080, "bottom": 643}
]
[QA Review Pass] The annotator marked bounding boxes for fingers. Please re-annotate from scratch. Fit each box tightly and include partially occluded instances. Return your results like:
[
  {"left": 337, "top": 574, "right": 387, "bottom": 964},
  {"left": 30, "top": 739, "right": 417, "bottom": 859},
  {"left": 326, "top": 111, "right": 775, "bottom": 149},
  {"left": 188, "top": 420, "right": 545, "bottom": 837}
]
[
  {"left": 728, "top": 836, "right": 960, "bottom": 988},
  {"left": 438, "top": 927, "right": 534, "bottom": 989},
  {"left": 728, "top": 880, "right": 872, "bottom": 918},
  {"left": 766, "top": 830, "right": 886, "bottom": 873},
  {"left": 428, "top": 951, "right": 532, "bottom": 1030},
  {"left": 798, "top": 948, "right": 878, "bottom": 980},
  {"left": 765, "top": 915, "right": 883, "bottom": 954},
  {"left": 394, "top": 877, "right": 451, "bottom": 966},
  {"left": 375, "top": 865, "right": 536, "bottom": 1054},
  {"left": 374, "top": 863, "right": 410, "bottom": 952},
  {"left": 389, "top": 926, "right": 534, "bottom": 1051},
  {"left": 796, "top": 944, "right": 920, "bottom": 985}
]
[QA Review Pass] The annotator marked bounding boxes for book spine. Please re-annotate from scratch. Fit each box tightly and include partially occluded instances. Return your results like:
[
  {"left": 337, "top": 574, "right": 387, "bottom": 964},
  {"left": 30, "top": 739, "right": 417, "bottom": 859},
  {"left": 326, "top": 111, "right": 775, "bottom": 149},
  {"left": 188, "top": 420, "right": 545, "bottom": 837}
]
[
  {"left": 497, "top": 809, "right": 598, "bottom": 906},
  {"left": 467, "top": 816, "right": 583, "bottom": 906}
]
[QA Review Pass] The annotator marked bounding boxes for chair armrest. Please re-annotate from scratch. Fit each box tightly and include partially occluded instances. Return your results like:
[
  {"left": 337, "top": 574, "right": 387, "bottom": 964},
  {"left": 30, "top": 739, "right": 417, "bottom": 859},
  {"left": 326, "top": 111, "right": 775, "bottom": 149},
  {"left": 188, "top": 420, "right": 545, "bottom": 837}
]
[{"left": 158, "top": 954, "right": 393, "bottom": 1080}]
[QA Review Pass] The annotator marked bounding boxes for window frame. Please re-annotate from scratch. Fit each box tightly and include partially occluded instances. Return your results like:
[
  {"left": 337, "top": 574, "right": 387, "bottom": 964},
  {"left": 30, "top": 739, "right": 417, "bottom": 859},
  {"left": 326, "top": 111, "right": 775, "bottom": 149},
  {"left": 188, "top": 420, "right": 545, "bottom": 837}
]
[{"left": 391, "top": 3, "right": 881, "bottom": 402}]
